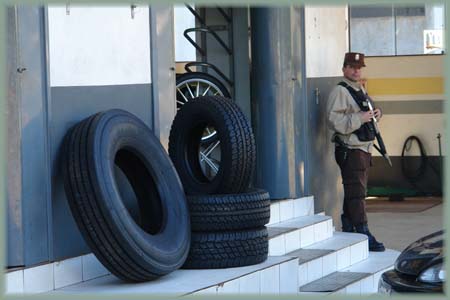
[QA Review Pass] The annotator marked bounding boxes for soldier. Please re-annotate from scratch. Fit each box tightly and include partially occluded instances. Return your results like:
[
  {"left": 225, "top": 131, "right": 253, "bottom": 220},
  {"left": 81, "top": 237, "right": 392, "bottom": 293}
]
[{"left": 327, "top": 52, "right": 385, "bottom": 252}]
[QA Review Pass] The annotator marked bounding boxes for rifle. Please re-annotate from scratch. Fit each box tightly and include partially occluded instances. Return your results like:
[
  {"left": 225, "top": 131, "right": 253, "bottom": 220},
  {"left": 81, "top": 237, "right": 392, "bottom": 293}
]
[{"left": 367, "top": 101, "right": 392, "bottom": 167}]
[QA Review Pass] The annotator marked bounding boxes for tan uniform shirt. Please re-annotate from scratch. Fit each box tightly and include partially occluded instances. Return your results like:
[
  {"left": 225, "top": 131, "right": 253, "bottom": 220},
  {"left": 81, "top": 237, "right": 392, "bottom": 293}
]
[{"left": 326, "top": 77, "right": 373, "bottom": 153}]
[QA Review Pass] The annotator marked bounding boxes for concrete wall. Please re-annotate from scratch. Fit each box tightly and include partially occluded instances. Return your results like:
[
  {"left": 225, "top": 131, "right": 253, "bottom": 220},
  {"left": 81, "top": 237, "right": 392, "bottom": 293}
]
[
  {"left": 6, "top": 4, "right": 176, "bottom": 267},
  {"left": 304, "top": 5, "right": 348, "bottom": 222}
]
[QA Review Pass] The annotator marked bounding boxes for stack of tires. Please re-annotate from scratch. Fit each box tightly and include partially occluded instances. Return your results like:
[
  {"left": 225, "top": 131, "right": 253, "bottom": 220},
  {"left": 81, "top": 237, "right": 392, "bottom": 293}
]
[{"left": 168, "top": 95, "right": 271, "bottom": 269}]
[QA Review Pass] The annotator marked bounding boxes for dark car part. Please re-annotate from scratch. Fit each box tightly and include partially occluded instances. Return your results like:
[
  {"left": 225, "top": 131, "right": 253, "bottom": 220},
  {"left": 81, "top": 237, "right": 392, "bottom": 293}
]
[
  {"left": 168, "top": 95, "right": 256, "bottom": 195},
  {"left": 380, "top": 269, "right": 443, "bottom": 293},
  {"left": 379, "top": 230, "right": 444, "bottom": 294},
  {"left": 188, "top": 189, "right": 270, "bottom": 231},
  {"left": 395, "top": 230, "right": 444, "bottom": 276},
  {"left": 62, "top": 109, "right": 191, "bottom": 282},
  {"left": 183, "top": 227, "right": 268, "bottom": 269}
]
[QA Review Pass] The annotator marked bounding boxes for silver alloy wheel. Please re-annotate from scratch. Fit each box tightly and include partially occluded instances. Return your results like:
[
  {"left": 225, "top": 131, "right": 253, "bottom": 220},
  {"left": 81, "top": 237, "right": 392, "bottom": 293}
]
[{"left": 176, "top": 73, "right": 230, "bottom": 181}]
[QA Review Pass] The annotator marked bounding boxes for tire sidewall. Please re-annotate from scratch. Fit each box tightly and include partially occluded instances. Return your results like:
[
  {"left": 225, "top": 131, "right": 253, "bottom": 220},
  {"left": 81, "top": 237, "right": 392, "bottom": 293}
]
[{"left": 89, "top": 110, "right": 191, "bottom": 272}]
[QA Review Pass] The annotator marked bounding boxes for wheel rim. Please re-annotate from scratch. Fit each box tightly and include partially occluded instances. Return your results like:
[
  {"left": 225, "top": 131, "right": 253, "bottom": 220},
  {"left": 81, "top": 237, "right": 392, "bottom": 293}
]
[
  {"left": 177, "top": 77, "right": 226, "bottom": 180},
  {"left": 176, "top": 78, "right": 224, "bottom": 109},
  {"left": 198, "top": 136, "right": 221, "bottom": 181}
]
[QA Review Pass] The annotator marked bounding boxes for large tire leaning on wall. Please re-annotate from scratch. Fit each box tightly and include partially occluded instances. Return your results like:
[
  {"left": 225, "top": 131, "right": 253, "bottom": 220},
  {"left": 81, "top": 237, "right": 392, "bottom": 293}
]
[
  {"left": 183, "top": 227, "right": 268, "bottom": 269},
  {"left": 62, "top": 109, "right": 191, "bottom": 282},
  {"left": 168, "top": 96, "right": 256, "bottom": 195},
  {"left": 188, "top": 189, "right": 271, "bottom": 231}
]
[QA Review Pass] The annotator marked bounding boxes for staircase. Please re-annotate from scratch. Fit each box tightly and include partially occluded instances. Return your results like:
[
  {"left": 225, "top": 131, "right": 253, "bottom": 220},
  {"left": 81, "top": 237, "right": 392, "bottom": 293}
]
[{"left": 5, "top": 197, "right": 399, "bottom": 295}]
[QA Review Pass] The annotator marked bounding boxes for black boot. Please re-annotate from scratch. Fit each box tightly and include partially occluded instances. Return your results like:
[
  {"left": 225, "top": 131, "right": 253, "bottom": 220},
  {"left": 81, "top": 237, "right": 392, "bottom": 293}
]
[
  {"left": 355, "top": 223, "right": 385, "bottom": 252},
  {"left": 341, "top": 214, "right": 354, "bottom": 232}
]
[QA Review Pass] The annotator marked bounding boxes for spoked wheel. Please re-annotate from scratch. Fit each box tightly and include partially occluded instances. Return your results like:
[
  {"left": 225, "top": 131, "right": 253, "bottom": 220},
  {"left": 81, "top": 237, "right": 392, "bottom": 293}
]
[
  {"left": 176, "top": 72, "right": 230, "bottom": 142},
  {"left": 198, "top": 136, "right": 221, "bottom": 181},
  {"left": 176, "top": 72, "right": 231, "bottom": 178}
]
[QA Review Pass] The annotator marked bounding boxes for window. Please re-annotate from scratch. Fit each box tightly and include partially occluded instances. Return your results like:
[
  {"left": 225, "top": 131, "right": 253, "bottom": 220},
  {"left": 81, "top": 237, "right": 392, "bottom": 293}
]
[{"left": 349, "top": 4, "right": 445, "bottom": 56}]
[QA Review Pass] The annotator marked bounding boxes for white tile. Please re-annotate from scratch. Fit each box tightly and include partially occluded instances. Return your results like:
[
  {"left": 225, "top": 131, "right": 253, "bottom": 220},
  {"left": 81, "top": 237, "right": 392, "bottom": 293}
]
[
  {"left": 322, "top": 253, "right": 337, "bottom": 276},
  {"left": 298, "top": 263, "right": 308, "bottom": 287},
  {"left": 300, "top": 225, "right": 314, "bottom": 247},
  {"left": 280, "top": 259, "right": 298, "bottom": 294},
  {"left": 260, "top": 266, "right": 280, "bottom": 294},
  {"left": 82, "top": 253, "right": 109, "bottom": 281},
  {"left": 293, "top": 197, "right": 314, "bottom": 217},
  {"left": 269, "top": 235, "right": 286, "bottom": 256},
  {"left": 279, "top": 199, "right": 295, "bottom": 222},
  {"left": 333, "top": 288, "right": 346, "bottom": 294},
  {"left": 360, "top": 276, "right": 375, "bottom": 294},
  {"left": 217, "top": 279, "right": 239, "bottom": 294},
  {"left": 24, "top": 264, "right": 54, "bottom": 294},
  {"left": 269, "top": 203, "right": 280, "bottom": 225},
  {"left": 54, "top": 257, "right": 83, "bottom": 289},
  {"left": 350, "top": 242, "right": 365, "bottom": 265},
  {"left": 313, "top": 221, "right": 328, "bottom": 242},
  {"left": 239, "top": 272, "right": 260, "bottom": 294},
  {"left": 327, "top": 219, "right": 334, "bottom": 236},
  {"left": 336, "top": 247, "right": 351, "bottom": 270},
  {"left": 5, "top": 270, "right": 24, "bottom": 294},
  {"left": 346, "top": 281, "right": 361, "bottom": 295},
  {"left": 284, "top": 230, "right": 301, "bottom": 253},
  {"left": 306, "top": 258, "right": 322, "bottom": 283},
  {"left": 194, "top": 285, "right": 218, "bottom": 295},
  {"left": 373, "top": 270, "right": 384, "bottom": 289}
]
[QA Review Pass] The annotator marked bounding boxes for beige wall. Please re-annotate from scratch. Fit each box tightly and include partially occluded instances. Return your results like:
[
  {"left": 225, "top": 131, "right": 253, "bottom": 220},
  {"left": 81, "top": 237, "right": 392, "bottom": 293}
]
[{"left": 364, "top": 55, "right": 445, "bottom": 157}]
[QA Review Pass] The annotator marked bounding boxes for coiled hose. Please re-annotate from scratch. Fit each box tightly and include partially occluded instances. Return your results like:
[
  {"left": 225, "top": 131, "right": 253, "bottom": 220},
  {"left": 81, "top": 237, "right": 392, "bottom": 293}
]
[{"left": 401, "top": 136, "right": 428, "bottom": 185}]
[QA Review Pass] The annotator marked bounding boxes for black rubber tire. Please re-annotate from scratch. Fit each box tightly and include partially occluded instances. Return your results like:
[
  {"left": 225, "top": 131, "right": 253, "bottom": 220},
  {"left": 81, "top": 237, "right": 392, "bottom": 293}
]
[
  {"left": 188, "top": 189, "right": 271, "bottom": 231},
  {"left": 176, "top": 72, "right": 231, "bottom": 144},
  {"left": 62, "top": 109, "right": 191, "bottom": 282},
  {"left": 168, "top": 95, "right": 256, "bottom": 195},
  {"left": 183, "top": 227, "right": 268, "bottom": 269},
  {"left": 176, "top": 72, "right": 231, "bottom": 110}
]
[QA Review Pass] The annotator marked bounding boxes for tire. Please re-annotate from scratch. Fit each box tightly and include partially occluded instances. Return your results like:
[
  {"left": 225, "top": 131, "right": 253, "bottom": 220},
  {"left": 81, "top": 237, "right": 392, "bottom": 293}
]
[
  {"left": 183, "top": 227, "right": 268, "bottom": 269},
  {"left": 62, "top": 109, "right": 191, "bottom": 282},
  {"left": 188, "top": 189, "right": 271, "bottom": 231},
  {"left": 168, "top": 96, "right": 256, "bottom": 195},
  {"left": 176, "top": 72, "right": 231, "bottom": 144}
]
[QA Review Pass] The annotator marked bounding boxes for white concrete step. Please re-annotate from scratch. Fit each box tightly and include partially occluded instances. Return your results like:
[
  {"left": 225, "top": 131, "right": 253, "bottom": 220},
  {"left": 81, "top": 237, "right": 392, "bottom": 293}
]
[
  {"left": 268, "top": 196, "right": 315, "bottom": 225},
  {"left": 267, "top": 215, "right": 333, "bottom": 255},
  {"left": 291, "top": 232, "right": 369, "bottom": 287},
  {"left": 47, "top": 256, "right": 299, "bottom": 296},
  {"left": 298, "top": 249, "right": 400, "bottom": 296}
]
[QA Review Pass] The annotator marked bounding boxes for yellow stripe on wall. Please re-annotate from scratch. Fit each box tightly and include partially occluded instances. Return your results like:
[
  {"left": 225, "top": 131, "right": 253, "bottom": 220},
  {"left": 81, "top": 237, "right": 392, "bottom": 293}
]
[{"left": 367, "top": 77, "right": 444, "bottom": 96}]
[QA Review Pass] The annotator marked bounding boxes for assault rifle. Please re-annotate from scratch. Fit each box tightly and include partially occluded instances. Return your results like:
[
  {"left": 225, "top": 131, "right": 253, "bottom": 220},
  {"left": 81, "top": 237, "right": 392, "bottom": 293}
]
[{"left": 367, "top": 101, "right": 392, "bottom": 167}]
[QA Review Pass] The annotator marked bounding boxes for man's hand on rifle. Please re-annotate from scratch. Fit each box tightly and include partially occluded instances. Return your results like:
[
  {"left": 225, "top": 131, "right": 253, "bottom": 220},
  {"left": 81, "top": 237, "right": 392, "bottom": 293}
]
[
  {"left": 360, "top": 111, "right": 374, "bottom": 123},
  {"left": 373, "top": 108, "right": 382, "bottom": 121}
]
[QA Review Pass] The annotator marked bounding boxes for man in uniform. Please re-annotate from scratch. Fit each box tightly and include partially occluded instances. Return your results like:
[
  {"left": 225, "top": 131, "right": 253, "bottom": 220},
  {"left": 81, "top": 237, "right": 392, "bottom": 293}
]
[{"left": 327, "top": 52, "right": 385, "bottom": 252}]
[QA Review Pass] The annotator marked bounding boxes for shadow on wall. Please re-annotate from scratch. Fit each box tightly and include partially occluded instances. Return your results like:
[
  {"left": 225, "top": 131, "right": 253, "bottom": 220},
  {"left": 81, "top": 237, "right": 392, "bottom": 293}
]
[{"left": 306, "top": 77, "right": 344, "bottom": 230}]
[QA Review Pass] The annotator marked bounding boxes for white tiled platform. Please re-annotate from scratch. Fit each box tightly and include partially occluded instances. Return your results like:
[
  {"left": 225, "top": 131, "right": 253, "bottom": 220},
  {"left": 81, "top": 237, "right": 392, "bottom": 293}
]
[
  {"left": 47, "top": 256, "right": 298, "bottom": 296},
  {"left": 5, "top": 196, "right": 399, "bottom": 296}
]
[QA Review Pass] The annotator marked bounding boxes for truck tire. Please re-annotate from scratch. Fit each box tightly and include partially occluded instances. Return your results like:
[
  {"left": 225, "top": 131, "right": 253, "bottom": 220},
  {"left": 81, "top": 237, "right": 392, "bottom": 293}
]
[
  {"left": 62, "top": 109, "right": 190, "bottom": 282},
  {"left": 188, "top": 189, "right": 270, "bottom": 231},
  {"left": 183, "top": 227, "right": 268, "bottom": 269},
  {"left": 168, "top": 96, "right": 256, "bottom": 195}
]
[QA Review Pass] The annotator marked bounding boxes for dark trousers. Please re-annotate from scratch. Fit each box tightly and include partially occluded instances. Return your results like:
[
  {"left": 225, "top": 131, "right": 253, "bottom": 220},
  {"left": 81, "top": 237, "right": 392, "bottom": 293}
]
[{"left": 335, "top": 147, "right": 371, "bottom": 225}]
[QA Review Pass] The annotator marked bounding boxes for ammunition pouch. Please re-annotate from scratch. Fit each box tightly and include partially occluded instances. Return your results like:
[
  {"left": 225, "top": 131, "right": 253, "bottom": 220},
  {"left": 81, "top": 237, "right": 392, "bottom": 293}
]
[{"left": 338, "top": 81, "right": 376, "bottom": 142}]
